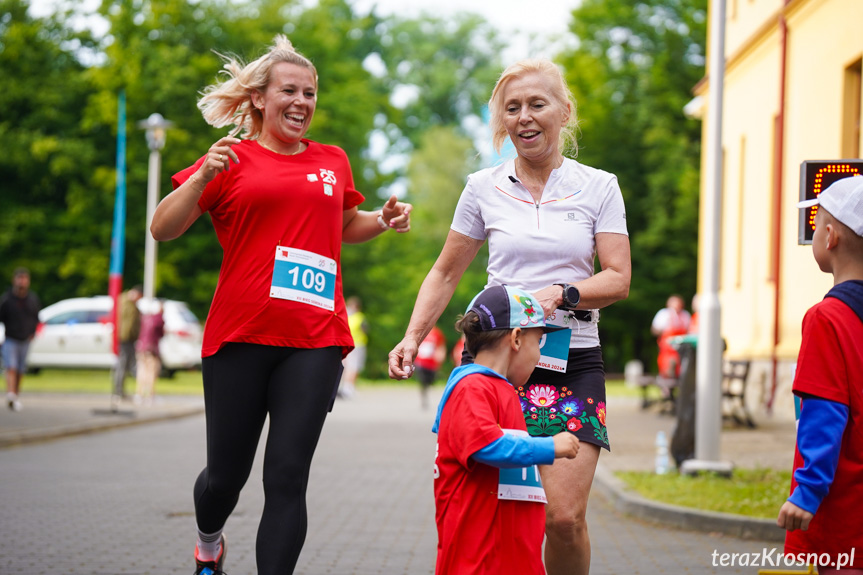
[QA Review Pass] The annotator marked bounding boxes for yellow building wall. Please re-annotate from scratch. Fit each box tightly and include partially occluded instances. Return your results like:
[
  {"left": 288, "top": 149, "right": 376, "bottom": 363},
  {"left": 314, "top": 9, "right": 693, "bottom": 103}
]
[
  {"left": 725, "top": 0, "right": 783, "bottom": 58},
  {"left": 697, "top": 0, "right": 863, "bottom": 417},
  {"left": 717, "top": 25, "right": 781, "bottom": 361},
  {"left": 780, "top": 0, "right": 863, "bottom": 354}
]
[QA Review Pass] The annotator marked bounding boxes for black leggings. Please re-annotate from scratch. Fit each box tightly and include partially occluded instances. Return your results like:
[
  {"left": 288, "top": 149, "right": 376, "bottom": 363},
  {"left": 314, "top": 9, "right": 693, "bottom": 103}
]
[{"left": 195, "top": 342, "right": 342, "bottom": 574}]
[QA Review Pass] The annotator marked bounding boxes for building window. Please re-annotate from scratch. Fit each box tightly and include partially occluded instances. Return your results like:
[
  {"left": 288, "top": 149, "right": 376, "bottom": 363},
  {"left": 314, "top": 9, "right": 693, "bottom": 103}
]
[{"left": 843, "top": 58, "right": 862, "bottom": 158}]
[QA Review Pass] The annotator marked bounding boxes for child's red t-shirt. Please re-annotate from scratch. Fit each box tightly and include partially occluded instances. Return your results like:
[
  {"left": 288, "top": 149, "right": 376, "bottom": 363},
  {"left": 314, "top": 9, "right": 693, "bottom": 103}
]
[
  {"left": 434, "top": 372, "right": 546, "bottom": 575},
  {"left": 785, "top": 297, "right": 863, "bottom": 567}
]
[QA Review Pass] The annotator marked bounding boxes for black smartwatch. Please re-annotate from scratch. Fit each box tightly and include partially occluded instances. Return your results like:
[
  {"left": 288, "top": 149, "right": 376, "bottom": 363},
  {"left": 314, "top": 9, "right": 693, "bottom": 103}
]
[{"left": 555, "top": 283, "right": 580, "bottom": 310}]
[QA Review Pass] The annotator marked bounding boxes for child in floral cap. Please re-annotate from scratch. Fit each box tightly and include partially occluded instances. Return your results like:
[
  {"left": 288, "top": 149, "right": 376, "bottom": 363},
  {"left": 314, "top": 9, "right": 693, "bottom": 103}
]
[{"left": 432, "top": 285, "right": 580, "bottom": 575}]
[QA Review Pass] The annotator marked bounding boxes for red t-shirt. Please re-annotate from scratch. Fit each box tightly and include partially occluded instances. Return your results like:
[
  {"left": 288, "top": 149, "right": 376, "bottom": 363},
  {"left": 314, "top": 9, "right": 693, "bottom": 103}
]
[
  {"left": 172, "top": 139, "right": 365, "bottom": 358},
  {"left": 785, "top": 297, "right": 863, "bottom": 566},
  {"left": 415, "top": 325, "right": 446, "bottom": 371},
  {"left": 434, "top": 373, "right": 546, "bottom": 575}
]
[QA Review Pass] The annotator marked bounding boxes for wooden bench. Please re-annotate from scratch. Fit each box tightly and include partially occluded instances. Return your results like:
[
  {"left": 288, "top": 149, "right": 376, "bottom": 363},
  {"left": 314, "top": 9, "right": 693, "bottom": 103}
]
[
  {"left": 624, "top": 360, "right": 678, "bottom": 413},
  {"left": 721, "top": 360, "right": 755, "bottom": 428}
]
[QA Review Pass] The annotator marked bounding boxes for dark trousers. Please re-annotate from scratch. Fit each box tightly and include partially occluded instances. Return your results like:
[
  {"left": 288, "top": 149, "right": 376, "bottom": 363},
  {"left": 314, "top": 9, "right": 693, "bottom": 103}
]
[
  {"left": 194, "top": 343, "right": 342, "bottom": 575},
  {"left": 112, "top": 341, "right": 136, "bottom": 397}
]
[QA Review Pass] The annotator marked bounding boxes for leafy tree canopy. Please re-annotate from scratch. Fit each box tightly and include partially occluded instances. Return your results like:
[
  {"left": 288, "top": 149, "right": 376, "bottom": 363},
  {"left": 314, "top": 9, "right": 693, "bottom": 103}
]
[{"left": 0, "top": 0, "right": 707, "bottom": 376}]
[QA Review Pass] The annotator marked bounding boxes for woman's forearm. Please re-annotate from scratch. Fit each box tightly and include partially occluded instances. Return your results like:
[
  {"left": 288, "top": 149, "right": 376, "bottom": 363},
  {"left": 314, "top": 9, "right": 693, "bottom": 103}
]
[
  {"left": 389, "top": 231, "right": 484, "bottom": 379},
  {"left": 572, "top": 267, "right": 631, "bottom": 310},
  {"left": 404, "top": 231, "right": 485, "bottom": 343},
  {"left": 575, "top": 231, "right": 631, "bottom": 309},
  {"left": 151, "top": 177, "right": 205, "bottom": 241},
  {"left": 342, "top": 210, "right": 387, "bottom": 244},
  {"left": 404, "top": 267, "right": 460, "bottom": 345}
]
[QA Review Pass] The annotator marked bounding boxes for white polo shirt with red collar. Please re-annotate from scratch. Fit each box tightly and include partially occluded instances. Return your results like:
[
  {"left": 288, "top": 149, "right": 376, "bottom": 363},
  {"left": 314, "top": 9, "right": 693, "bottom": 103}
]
[{"left": 450, "top": 157, "right": 628, "bottom": 348}]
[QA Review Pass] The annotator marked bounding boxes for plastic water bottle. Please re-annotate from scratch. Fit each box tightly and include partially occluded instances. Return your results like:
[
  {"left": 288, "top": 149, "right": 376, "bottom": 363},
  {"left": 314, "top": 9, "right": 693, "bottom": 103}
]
[{"left": 655, "top": 430, "right": 670, "bottom": 475}]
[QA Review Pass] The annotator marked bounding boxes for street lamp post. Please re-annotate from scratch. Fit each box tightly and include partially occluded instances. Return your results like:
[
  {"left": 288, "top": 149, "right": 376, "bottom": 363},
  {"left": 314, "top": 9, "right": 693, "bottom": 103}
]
[
  {"left": 137, "top": 113, "right": 173, "bottom": 300},
  {"left": 681, "top": 0, "right": 734, "bottom": 477}
]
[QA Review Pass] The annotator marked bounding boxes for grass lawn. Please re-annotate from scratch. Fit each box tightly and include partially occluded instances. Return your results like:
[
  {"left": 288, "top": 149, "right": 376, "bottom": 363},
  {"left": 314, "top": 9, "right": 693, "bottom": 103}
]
[
  {"left": 616, "top": 467, "right": 793, "bottom": 519},
  {"left": 19, "top": 371, "right": 417, "bottom": 396},
  {"left": 605, "top": 378, "right": 645, "bottom": 399},
  {"left": 22, "top": 368, "right": 205, "bottom": 396}
]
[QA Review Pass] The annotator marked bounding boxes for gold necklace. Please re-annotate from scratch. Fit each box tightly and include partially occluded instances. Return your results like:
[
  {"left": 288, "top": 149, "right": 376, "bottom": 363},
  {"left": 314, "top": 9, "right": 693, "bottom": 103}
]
[{"left": 257, "top": 139, "right": 305, "bottom": 156}]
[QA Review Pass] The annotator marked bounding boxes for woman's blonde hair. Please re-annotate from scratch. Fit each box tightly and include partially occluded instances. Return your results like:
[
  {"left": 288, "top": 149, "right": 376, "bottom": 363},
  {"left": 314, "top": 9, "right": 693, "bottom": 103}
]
[
  {"left": 488, "top": 59, "right": 578, "bottom": 157},
  {"left": 197, "top": 35, "right": 317, "bottom": 139}
]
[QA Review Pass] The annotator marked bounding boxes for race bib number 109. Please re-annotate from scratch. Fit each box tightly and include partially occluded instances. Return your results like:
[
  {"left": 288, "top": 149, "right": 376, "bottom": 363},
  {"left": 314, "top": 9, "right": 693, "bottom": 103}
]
[{"left": 270, "top": 247, "right": 337, "bottom": 311}]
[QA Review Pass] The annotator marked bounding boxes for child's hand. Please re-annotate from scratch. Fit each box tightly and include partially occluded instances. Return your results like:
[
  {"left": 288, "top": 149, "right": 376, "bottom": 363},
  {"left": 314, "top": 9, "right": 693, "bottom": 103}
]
[
  {"left": 552, "top": 432, "right": 580, "bottom": 459},
  {"left": 776, "top": 501, "right": 814, "bottom": 532}
]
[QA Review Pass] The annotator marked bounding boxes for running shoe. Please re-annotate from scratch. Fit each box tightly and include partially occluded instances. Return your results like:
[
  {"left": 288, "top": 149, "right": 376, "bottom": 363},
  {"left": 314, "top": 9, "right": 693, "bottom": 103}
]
[{"left": 194, "top": 534, "right": 227, "bottom": 575}]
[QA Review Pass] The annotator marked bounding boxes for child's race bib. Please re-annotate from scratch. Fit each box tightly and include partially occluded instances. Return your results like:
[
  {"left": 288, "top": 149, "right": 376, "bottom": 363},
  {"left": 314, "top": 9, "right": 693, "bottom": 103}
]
[
  {"left": 536, "top": 312, "right": 571, "bottom": 373},
  {"left": 498, "top": 429, "right": 547, "bottom": 504}
]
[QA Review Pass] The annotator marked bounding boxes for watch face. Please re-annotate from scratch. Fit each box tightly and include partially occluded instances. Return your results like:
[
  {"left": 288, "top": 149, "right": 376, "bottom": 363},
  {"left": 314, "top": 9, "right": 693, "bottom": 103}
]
[{"left": 566, "top": 286, "right": 579, "bottom": 306}]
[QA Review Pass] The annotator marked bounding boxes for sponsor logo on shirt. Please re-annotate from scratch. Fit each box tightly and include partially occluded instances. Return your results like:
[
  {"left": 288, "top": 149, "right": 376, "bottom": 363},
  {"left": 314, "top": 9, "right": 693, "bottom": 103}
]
[
  {"left": 320, "top": 169, "right": 336, "bottom": 184},
  {"left": 320, "top": 169, "right": 336, "bottom": 196}
]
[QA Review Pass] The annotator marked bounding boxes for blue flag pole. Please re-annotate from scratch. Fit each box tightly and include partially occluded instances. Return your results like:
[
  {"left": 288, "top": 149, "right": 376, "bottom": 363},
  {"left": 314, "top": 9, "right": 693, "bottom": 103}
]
[{"left": 108, "top": 90, "right": 127, "bottom": 355}]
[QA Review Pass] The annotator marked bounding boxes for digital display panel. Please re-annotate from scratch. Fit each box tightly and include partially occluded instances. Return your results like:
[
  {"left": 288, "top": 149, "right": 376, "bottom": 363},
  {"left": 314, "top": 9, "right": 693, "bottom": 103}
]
[{"left": 798, "top": 160, "right": 863, "bottom": 244}]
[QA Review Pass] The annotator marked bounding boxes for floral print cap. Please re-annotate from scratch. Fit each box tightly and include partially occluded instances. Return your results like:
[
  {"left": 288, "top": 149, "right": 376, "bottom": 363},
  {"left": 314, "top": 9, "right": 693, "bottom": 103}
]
[{"left": 466, "top": 285, "right": 567, "bottom": 334}]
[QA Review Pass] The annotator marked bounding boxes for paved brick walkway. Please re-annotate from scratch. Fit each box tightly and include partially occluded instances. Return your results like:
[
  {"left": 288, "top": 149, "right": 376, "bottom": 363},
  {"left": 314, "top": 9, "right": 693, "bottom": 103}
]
[{"left": 0, "top": 385, "right": 792, "bottom": 574}]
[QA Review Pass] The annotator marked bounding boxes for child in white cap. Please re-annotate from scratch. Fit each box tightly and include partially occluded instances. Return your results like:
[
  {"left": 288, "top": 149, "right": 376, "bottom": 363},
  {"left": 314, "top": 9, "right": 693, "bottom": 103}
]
[{"left": 778, "top": 175, "right": 863, "bottom": 573}]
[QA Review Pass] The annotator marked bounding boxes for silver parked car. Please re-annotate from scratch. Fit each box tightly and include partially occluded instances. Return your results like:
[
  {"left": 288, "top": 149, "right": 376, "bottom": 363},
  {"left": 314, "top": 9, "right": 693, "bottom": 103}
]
[{"left": 27, "top": 296, "right": 203, "bottom": 376}]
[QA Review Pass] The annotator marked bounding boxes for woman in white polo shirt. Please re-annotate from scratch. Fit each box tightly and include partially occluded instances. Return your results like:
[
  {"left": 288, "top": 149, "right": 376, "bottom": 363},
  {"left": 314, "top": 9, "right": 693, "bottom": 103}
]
[{"left": 388, "top": 59, "right": 630, "bottom": 575}]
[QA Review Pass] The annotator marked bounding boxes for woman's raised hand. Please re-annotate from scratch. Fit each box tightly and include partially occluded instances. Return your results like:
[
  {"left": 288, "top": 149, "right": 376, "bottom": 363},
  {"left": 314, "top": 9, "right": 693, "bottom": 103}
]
[
  {"left": 199, "top": 136, "right": 242, "bottom": 183},
  {"left": 380, "top": 195, "right": 412, "bottom": 233}
]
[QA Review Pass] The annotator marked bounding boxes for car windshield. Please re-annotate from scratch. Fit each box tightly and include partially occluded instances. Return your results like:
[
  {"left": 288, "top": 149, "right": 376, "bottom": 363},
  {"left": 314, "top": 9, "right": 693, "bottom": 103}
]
[
  {"left": 177, "top": 307, "right": 199, "bottom": 323},
  {"left": 45, "top": 310, "right": 94, "bottom": 325}
]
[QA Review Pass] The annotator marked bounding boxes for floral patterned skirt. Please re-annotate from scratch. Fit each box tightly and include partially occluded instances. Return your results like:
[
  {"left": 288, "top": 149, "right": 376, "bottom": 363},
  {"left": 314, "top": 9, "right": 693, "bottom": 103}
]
[{"left": 516, "top": 346, "right": 609, "bottom": 451}]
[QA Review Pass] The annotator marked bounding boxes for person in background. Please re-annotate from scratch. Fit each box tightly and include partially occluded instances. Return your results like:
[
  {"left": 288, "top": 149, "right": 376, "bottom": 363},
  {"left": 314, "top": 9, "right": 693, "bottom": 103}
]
[
  {"left": 0, "top": 268, "right": 41, "bottom": 412},
  {"left": 650, "top": 294, "right": 691, "bottom": 379},
  {"left": 433, "top": 285, "right": 579, "bottom": 575},
  {"left": 688, "top": 293, "right": 700, "bottom": 335},
  {"left": 113, "top": 285, "right": 142, "bottom": 404},
  {"left": 451, "top": 334, "right": 466, "bottom": 368},
  {"left": 151, "top": 35, "right": 411, "bottom": 575},
  {"left": 777, "top": 176, "right": 863, "bottom": 573},
  {"left": 339, "top": 296, "right": 367, "bottom": 399},
  {"left": 389, "top": 59, "right": 630, "bottom": 575},
  {"left": 415, "top": 324, "right": 447, "bottom": 409},
  {"left": 135, "top": 300, "right": 164, "bottom": 405}
]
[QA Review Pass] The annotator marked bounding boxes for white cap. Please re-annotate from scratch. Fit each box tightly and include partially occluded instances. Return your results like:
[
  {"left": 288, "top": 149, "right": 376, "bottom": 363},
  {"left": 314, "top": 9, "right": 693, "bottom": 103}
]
[{"left": 797, "top": 175, "right": 863, "bottom": 237}]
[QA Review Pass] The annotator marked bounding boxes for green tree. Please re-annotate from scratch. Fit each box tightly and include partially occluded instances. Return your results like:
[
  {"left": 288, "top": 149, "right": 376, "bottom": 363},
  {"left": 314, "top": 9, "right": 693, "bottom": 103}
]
[
  {"left": 336, "top": 13, "right": 507, "bottom": 377},
  {"left": 557, "top": 0, "right": 707, "bottom": 371},
  {"left": 370, "top": 13, "right": 504, "bottom": 151},
  {"left": 81, "top": 0, "right": 386, "bottom": 318},
  {"left": 0, "top": 0, "right": 108, "bottom": 302},
  {"left": 6, "top": 1, "right": 603, "bottom": 383},
  {"left": 342, "top": 126, "right": 488, "bottom": 378}
]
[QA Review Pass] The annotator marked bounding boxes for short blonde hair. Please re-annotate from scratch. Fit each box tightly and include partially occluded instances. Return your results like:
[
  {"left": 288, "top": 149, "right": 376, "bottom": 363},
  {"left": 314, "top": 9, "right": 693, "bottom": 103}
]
[
  {"left": 488, "top": 59, "right": 578, "bottom": 157},
  {"left": 197, "top": 35, "right": 317, "bottom": 139}
]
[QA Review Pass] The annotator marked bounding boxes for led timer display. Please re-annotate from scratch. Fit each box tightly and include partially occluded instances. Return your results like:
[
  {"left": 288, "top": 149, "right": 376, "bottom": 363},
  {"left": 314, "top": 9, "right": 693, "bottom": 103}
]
[{"left": 798, "top": 160, "right": 863, "bottom": 245}]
